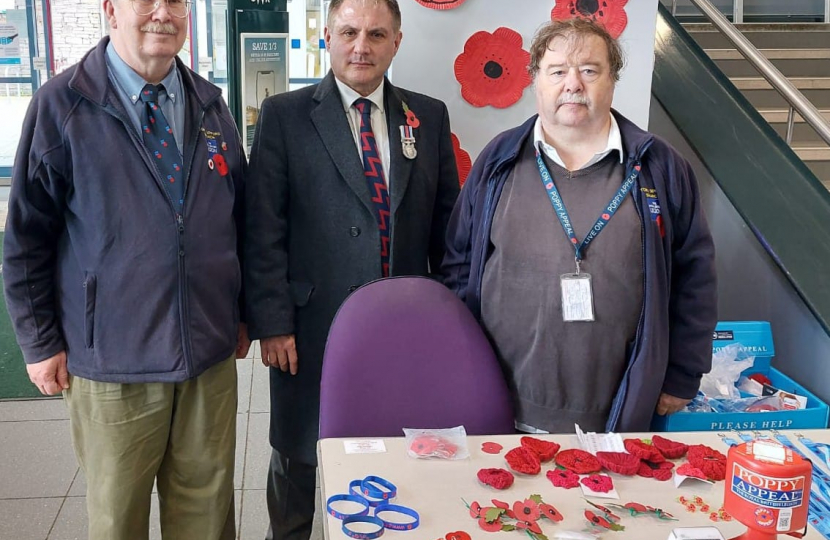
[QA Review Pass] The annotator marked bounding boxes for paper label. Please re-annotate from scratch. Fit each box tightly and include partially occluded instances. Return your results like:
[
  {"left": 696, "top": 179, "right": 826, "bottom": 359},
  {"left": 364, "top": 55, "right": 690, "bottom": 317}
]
[{"left": 343, "top": 439, "right": 387, "bottom": 454}]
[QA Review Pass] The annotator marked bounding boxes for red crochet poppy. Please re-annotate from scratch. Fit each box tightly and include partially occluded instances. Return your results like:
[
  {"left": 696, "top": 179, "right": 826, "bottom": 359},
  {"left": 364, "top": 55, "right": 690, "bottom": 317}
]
[
  {"left": 451, "top": 133, "right": 472, "bottom": 188},
  {"left": 505, "top": 446, "right": 541, "bottom": 475},
  {"left": 555, "top": 449, "right": 601, "bottom": 474},
  {"left": 676, "top": 462, "right": 707, "bottom": 480},
  {"left": 551, "top": 0, "right": 629, "bottom": 39},
  {"left": 477, "top": 468, "right": 515, "bottom": 489},
  {"left": 520, "top": 436, "right": 561, "bottom": 462},
  {"left": 624, "top": 439, "right": 665, "bottom": 463},
  {"left": 651, "top": 435, "right": 689, "bottom": 459},
  {"left": 637, "top": 460, "right": 675, "bottom": 481},
  {"left": 687, "top": 445, "right": 727, "bottom": 481},
  {"left": 481, "top": 442, "right": 503, "bottom": 455},
  {"left": 414, "top": 0, "right": 467, "bottom": 9},
  {"left": 540, "top": 503, "right": 564, "bottom": 522},
  {"left": 595, "top": 451, "right": 640, "bottom": 475},
  {"left": 546, "top": 468, "right": 580, "bottom": 489},
  {"left": 454, "top": 27, "right": 531, "bottom": 109},
  {"left": 581, "top": 474, "right": 614, "bottom": 493}
]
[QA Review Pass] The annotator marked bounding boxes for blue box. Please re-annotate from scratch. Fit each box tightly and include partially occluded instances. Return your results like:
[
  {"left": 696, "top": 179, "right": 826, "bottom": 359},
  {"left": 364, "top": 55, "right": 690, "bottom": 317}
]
[{"left": 652, "top": 321, "right": 829, "bottom": 432}]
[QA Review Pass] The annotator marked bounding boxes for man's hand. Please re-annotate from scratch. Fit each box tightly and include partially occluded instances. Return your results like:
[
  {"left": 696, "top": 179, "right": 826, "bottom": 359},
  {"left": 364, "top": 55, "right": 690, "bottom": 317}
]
[
  {"left": 655, "top": 393, "right": 691, "bottom": 416},
  {"left": 261, "top": 334, "right": 298, "bottom": 375},
  {"left": 27, "top": 351, "right": 69, "bottom": 395},
  {"left": 236, "top": 323, "right": 252, "bottom": 359}
]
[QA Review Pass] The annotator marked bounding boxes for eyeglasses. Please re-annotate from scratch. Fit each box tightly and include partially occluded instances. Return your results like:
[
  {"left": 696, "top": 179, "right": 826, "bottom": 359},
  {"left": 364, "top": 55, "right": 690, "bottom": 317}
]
[{"left": 130, "top": 0, "right": 192, "bottom": 18}]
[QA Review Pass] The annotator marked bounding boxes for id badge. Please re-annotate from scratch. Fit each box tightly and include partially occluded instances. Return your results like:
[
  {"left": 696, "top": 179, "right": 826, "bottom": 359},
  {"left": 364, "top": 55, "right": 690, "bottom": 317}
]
[{"left": 560, "top": 273, "right": 595, "bottom": 322}]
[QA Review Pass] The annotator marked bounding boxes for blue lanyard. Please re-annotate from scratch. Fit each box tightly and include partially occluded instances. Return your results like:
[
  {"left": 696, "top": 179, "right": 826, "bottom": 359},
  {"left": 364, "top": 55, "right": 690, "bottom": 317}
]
[
  {"left": 536, "top": 152, "right": 642, "bottom": 263},
  {"left": 772, "top": 432, "right": 830, "bottom": 537}
]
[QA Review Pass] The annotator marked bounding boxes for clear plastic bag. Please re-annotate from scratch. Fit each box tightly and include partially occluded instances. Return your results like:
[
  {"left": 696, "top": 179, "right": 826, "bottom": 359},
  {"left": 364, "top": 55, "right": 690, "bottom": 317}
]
[
  {"left": 699, "top": 344, "right": 755, "bottom": 399},
  {"left": 403, "top": 426, "right": 470, "bottom": 460}
]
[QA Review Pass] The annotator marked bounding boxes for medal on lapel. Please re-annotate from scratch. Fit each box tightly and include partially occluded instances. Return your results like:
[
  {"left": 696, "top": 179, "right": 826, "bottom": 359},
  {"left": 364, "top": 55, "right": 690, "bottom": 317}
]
[{"left": 400, "top": 101, "right": 419, "bottom": 160}]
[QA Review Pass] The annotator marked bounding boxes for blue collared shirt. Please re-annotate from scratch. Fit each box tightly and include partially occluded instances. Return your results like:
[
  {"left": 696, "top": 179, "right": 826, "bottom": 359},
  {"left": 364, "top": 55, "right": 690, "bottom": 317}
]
[{"left": 105, "top": 42, "right": 186, "bottom": 155}]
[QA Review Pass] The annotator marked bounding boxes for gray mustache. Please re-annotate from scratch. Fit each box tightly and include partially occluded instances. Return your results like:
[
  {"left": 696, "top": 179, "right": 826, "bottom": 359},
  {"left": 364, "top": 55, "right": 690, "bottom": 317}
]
[
  {"left": 141, "top": 22, "right": 178, "bottom": 34},
  {"left": 556, "top": 94, "right": 589, "bottom": 106}
]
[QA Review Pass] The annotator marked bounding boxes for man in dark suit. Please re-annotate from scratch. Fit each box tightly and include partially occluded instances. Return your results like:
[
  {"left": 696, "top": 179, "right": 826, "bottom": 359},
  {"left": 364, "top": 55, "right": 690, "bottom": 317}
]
[{"left": 244, "top": 1, "right": 459, "bottom": 539}]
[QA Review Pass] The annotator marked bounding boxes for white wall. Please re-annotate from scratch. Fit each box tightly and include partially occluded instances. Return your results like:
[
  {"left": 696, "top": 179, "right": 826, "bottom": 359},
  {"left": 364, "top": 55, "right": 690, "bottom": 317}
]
[{"left": 391, "top": 0, "right": 659, "bottom": 160}]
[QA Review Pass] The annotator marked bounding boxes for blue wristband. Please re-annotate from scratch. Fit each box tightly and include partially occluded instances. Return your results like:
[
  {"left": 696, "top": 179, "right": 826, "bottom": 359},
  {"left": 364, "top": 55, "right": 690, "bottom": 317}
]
[
  {"left": 348, "top": 480, "right": 383, "bottom": 507},
  {"left": 342, "top": 515, "right": 385, "bottom": 539},
  {"left": 374, "top": 503, "right": 420, "bottom": 531},
  {"left": 361, "top": 476, "right": 397, "bottom": 501},
  {"left": 326, "top": 494, "right": 370, "bottom": 520}
]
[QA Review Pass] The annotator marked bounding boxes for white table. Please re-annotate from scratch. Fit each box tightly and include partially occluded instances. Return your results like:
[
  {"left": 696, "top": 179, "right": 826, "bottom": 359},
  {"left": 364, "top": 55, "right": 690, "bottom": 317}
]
[{"left": 318, "top": 430, "right": 830, "bottom": 540}]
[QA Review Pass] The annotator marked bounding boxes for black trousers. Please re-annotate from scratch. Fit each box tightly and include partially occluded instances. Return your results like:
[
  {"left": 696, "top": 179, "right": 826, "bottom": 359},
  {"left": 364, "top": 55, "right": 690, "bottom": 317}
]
[{"left": 265, "top": 447, "right": 317, "bottom": 540}]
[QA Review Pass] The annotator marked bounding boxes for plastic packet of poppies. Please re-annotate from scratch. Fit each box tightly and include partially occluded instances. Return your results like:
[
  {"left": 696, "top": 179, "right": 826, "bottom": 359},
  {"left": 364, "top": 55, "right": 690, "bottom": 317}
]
[{"left": 403, "top": 426, "right": 470, "bottom": 460}]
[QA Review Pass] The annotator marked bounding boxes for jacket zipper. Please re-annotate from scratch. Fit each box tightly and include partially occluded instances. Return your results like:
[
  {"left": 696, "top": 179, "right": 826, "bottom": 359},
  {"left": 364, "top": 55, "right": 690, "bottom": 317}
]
[
  {"left": 607, "top": 140, "right": 654, "bottom": 430},
  {"left": 176, "top": 109, "right": 206, "bottom": 377}
]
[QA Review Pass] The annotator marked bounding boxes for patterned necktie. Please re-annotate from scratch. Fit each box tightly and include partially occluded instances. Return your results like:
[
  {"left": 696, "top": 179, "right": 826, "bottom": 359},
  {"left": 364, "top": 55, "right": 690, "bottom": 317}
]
[
  {"left": 354, "top": 98, "right": 391, "bottom": 277},
  {"left": 140, "top": 84, "right": 184, "bottom": 209}
]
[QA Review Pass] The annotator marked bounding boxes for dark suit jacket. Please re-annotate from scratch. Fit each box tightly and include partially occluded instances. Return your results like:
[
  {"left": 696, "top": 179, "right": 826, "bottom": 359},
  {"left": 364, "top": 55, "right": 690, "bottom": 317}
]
[{"left": 245, "top": 71, "right": 460, "bottom": 464}]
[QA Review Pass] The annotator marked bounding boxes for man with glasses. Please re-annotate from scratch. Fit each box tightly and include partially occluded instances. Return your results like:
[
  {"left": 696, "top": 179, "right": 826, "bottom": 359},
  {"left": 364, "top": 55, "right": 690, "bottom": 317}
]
[{"left": 3, "top": 0, "right": 248, "bottom": 538}]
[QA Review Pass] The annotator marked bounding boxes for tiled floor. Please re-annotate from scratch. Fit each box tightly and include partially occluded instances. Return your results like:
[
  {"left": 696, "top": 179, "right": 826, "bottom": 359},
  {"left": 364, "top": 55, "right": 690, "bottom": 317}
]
[{"left": 0, "top": 341, "right": 325, "bottom": 540}]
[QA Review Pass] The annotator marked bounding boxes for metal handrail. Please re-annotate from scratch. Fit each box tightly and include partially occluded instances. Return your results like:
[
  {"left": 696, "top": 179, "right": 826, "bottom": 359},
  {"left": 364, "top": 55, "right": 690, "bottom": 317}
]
[{"left": 671, "top": 0, "right": 830, "bottom": 147}]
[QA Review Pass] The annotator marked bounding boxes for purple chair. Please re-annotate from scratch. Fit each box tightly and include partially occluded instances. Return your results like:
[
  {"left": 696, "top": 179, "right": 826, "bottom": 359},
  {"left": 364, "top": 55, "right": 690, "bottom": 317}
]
[{"left": 319, "top": 276, "right": 515, "bottom": 439}]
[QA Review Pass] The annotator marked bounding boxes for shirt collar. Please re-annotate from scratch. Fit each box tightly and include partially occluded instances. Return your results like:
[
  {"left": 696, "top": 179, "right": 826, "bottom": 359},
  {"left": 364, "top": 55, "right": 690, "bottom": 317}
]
[
  {"left": 105, "top": 42, "right": 182, "bottom": 105},
  {"left": 335, "top": 76, "right": 385, "bottom": 114},
  {"left": 533, "top": 113, "right": 624, "bottom": 169}
]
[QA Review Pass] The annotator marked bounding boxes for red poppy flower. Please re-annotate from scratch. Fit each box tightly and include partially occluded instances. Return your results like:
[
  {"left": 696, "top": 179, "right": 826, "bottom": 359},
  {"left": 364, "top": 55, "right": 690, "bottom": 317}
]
[
  {"left": 414, "top": 0, "right": 467, "bottom": 9},
  {"left": 555, "top": 449, "right": 601, "bottom": 474},
  {"left": 551, "top": 0, "right": 629, "bottom": 39},
  {"left": 469, "top": 501, "right": 482, "bottom": 518},
  {"left": 513, "top": 499, "right": 541, "bottom": 522},
  {"left": 451, "top": 133, "right": 472, "bottom": 188},
  {"left": 637, "top": 460, "right": 675, "bottom": 481},
  {"left": 676, "top": 462, "right": 707, "bottom": 480},
  {"left": 446, "top": 531, "right": 471, "bottom": 540},
  {"left": 585, "top": 510, "right": 612, "bottom": 529},
  {"left": 624, "top": 502, "right": 648, "bottom": 515},
  {"left": 520, "top": 437, "right": 561, "bottom": 462},
  {"left": 546, "top": 468, "right": 580, "bottom": 489},
  {"left": 454, "top": 27, "right": 531, "bottom": 109},
  {"left": 540, "top": 503, "right": 564, "bottom": 522},
  {"left": 595, "top": 451, "right": 640, "bottom": 475},
  {"left": 581, "top": 474, "right": 614, "bottom": 493},
  {"left": 687, "top": 445, "right": 727, "bottom": 481},
  {"left": 477, "top": 468, "right": 515, "bottom": 489},
  {"left": 624, "top": 438, "right": 665, "bottom": 463},
  {"left": 410, "top": 435, "right": 439, "bottom": 455},
  {"left": 481, "top": 441, "right": 503, "bottom": 455},
  {"left": 478, "top": 516, "right": 503, "bottom": 532},
  {"left": 505, "top": 446, "right": 541, "bottom": 475},
  {"left": 490, "top": 499, "right": 516, "bottom": 519},
  {"left": 213, "top": 154, "right": 229, "bottom": 176},
  {"left": 651, "top": 435, "right": 689, "bottom": 459},
  {"left": 516, "top": 520, "right": 543, "bottom": 534}
]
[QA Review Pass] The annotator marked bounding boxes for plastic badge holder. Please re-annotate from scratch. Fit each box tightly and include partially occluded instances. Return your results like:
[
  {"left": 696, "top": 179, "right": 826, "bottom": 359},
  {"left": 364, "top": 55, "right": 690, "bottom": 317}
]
[{"left": 403, "top": 426, "right": 470, "bottom": 460}]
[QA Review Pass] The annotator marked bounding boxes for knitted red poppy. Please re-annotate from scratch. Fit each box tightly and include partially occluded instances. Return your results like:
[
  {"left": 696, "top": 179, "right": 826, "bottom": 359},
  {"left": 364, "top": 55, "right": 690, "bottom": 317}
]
[
  {"left": 477, "top": 468, "right": 515, "bottom": 489},
  {"left": 555, "top": 449, "right": 601, "bottom": 474},
  {"left": 581, "top": 474, "right": 614, "bottom": 493},
  {"left": 546, "top": 468, "right": 580, "bottom": 489},
  {"left": 624, "top": 439, "right": 666, "bottom": 463},
  {"left": 652, "top": 435, "right": 689, "bottom": 459},
  {"left": 687, "top": 445, "right": 727, "bottom": 481},
  {"left": 505, "top": 447, "right": 541, "bottom": 475},
  {"left": 676, "top": 462, "right": 707, "bottom": 480},
  {"left": 595, "top": 451, "right": 640, "bottom": 476},
  {"left": 637, "top": 460, "right": 675, "bottom": 481},
  {"left": 520, "top": 436, "right": 561, "bottom": 462}
]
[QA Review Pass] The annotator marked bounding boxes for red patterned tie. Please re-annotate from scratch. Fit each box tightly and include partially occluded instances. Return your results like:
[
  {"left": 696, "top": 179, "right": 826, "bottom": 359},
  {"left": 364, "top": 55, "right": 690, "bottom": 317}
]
[{"left": 354, "top": 98, "right": 391, "bottom": 277}]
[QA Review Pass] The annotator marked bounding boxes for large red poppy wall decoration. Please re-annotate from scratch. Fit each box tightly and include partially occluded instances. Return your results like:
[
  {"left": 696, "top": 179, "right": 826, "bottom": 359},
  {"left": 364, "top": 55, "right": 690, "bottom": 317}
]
[
  {"left": 454, "top": 27, "right": 531, "bottom": 109},
  {"left": 451, "top": 133, "right": 472, "bottom": 188},
  {"left": 551, "top": 0, "right": 629, "bottom": 39},
  {"left": 414, "top": 0, "right": 467, "bottom": 9}
]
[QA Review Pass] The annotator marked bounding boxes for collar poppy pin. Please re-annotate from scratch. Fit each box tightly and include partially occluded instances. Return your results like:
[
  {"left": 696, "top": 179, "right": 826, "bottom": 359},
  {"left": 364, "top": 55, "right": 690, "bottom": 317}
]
[{"left": 402, "top": 101, "right": 420, "bottom": 128}]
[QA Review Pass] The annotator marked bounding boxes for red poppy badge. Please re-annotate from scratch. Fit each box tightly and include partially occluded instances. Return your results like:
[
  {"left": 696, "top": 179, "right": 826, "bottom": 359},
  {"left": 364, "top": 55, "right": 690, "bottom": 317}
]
[{"left": 454, "top": 27, "right": 531, "bottom": 109}]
